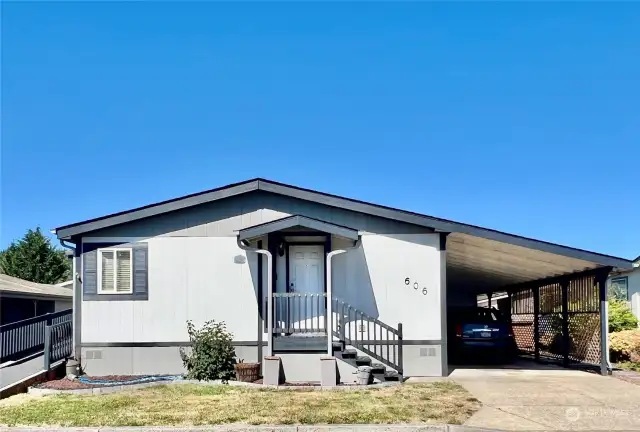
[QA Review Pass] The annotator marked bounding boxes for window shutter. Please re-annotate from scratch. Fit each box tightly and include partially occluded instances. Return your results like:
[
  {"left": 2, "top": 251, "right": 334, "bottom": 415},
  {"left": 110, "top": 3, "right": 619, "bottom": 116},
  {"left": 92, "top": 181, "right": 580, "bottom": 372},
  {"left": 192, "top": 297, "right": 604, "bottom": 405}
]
[
  {"left": 133, "top": 245, "right": 148, "bottom": 296},
  {"left": 83, "top": 249, "right": 98, "bottom": 295}
]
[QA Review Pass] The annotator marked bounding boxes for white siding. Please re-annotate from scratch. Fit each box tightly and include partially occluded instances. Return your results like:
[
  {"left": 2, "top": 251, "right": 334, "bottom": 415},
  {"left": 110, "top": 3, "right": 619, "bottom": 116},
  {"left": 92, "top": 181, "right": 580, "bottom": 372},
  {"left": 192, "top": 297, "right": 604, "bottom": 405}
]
[
  {"left": 82, "top": 237, "right": 259, "bottom": 343},
  {"left": 81, "top": 192, "right": 439, "bottom": 345},
  {"left": 332, "top": 233, "right": 442, "bottom": 340}
]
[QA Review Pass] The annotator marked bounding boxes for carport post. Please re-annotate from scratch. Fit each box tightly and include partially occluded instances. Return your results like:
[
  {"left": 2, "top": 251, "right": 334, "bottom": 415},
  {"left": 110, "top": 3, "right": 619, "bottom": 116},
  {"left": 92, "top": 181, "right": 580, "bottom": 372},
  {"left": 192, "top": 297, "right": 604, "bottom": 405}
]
[
  {"left": 561, "top": 280, "right": 570, "bottom": 367},
  {"left": 596, "top": 271, "right": 610, "bottom": 375},
  {"left": 533, "top": 287, "right": 540, "bottom": 362},
  {"left": 487, "top": 292, "right": 492, "bottom": 308}
]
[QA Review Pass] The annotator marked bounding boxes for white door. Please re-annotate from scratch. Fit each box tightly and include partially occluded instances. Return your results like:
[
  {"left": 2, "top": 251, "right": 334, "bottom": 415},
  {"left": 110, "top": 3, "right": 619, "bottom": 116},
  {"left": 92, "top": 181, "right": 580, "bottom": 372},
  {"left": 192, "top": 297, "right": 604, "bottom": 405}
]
[{"left": 289, "top": 245, "right": 325, "bottom": 332}]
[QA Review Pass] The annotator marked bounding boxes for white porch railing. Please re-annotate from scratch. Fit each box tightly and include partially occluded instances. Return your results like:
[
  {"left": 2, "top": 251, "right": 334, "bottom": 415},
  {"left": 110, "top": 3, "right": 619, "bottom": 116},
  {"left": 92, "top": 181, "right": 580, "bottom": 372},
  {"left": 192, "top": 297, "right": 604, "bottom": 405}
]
[{"left": 272, "top": 292, "right": 327, "bottom": 334}]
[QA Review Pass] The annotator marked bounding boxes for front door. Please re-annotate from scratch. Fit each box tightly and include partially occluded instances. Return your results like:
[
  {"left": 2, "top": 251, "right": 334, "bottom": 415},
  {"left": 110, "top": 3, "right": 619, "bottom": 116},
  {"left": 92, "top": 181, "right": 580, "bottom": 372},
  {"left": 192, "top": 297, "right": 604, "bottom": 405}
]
[{"left": 289, "top": 245, "right": 325, "bottom": 332}]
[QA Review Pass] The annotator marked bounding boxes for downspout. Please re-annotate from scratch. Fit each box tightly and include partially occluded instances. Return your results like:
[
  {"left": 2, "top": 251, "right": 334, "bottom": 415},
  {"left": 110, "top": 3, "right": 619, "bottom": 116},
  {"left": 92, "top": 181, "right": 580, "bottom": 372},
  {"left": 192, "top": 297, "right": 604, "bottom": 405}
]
[
  {"left": 326, "top": 236, "right": 362, "bottom": 355},
  {"left": 237, "top": 238, "right": 273, "bottom": 358},
  {"left": 59, "top": 239, "right": 81, "bottom": 361}
]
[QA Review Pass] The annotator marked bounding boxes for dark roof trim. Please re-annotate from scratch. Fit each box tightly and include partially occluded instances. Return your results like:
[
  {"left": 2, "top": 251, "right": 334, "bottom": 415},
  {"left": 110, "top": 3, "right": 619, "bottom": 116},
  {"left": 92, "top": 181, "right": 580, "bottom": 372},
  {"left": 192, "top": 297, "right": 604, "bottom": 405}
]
[
  {"left": 54, "top": 178, "right": 634, "bottom": 269},
  {"left": 54, "top": 179, "right": 259, "bottom": 239},
  {"left": 238, "top": 215, "right": 359, "bottom": 241}
]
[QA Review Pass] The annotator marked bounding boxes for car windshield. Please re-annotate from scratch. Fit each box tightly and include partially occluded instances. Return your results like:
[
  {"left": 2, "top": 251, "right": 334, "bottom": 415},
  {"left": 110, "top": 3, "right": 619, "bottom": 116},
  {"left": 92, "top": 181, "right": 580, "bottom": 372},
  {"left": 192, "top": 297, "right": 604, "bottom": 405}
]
[{"left": 453, "top": 307, "right": 503, "bottom": 323}]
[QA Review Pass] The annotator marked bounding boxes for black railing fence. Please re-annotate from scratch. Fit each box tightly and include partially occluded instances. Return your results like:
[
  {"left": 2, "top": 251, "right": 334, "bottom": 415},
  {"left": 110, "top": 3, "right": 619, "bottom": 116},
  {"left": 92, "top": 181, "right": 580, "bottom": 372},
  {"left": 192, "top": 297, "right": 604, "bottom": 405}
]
[
  {"left": 331, "top": 297, "right": 403, "bottom": 375},
  {"left": 0, "top": 309, "right": 72, "bottom": 363}
]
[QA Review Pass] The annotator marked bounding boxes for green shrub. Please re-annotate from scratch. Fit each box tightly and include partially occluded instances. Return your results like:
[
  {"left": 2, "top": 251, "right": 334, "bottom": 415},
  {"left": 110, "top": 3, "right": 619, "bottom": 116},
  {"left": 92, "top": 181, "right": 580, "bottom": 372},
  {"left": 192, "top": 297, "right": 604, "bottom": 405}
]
[
  {"left": 609, "top": 329, "right": 640, "bottom": 363},
  {"left": 608, "top": 299, "right": 639, "bottom": 333},
  {"left": 180, "top": 320, "right": 236, "bottom": 381}
]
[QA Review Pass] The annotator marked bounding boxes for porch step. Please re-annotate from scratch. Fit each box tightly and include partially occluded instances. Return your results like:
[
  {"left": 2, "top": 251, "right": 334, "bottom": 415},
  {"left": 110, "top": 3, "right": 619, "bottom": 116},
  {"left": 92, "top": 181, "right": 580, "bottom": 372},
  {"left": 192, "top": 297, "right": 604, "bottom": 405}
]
[
  {"left": 355, "top": 356, "right": 371, "bottom": 366},
  {"left": 342, "top": 349, "right": 357, "bottom": 358},
  {"left": 370, "top": 363, "right": 385, "bottom": 373},
  {"left": 383, "top": 370, "right": 401, "bottom": 381},
  {"left": 332, "top": 342, "right": 401, "bottom": 383}
]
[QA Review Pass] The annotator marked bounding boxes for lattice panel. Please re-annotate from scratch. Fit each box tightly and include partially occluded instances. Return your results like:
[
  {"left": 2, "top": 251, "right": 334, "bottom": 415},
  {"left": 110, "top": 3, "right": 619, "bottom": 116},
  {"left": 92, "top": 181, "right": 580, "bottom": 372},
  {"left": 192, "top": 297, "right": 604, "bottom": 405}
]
[
  {"left": 568, "top": 313, "right": 601, "bottom": 364},
  {"left": 538, "top": 313, "right": 563, "bottom": 360},
  {"left": 511, "top": 314, "right": 534, "bottom": 354}
]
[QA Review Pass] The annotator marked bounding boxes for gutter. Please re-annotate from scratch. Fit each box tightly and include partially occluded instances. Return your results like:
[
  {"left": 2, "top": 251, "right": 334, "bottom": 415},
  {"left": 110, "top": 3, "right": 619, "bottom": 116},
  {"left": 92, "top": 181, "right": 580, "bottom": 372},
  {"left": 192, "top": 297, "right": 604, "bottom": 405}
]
[
  {"left": 237, "top": 238, "right": 273, "bottom": 357},
  {"left": 58, "top": 240, "right": 81, "bottom": 362},
  {"left": 326, "top": 236, "right": 362, "bottom": 354}
]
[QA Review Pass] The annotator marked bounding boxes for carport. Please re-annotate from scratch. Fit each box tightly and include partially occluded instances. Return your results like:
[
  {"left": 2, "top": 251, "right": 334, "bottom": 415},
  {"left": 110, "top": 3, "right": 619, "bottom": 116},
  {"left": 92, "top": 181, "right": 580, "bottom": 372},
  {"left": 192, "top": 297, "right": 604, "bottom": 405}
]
[{"left": 444, "top": 232, "right": 634, "bottom": 374}]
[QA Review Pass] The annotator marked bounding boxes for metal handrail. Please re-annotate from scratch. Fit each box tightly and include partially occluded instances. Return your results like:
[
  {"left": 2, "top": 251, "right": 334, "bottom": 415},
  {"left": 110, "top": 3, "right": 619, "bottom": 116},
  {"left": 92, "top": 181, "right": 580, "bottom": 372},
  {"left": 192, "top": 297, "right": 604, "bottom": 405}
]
[
  {"left": 0, "top": 309, "right": 72, "bottom": 363},
  {"left": 45, "top": 321, "right": 73, "bottom": 369},
  {"left": 0, "top": 309, "right": 71, "bottom": 332},
  {"left": 331, "top": 297, "right": 403, "bottom": 374}
]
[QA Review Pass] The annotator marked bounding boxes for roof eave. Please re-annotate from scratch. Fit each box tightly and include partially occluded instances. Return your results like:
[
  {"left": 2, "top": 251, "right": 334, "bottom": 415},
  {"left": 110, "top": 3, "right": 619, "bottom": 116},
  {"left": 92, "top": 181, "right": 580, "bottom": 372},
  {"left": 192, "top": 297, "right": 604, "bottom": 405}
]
[{"left": 53, "top": 178, "right": 635, "bottom": 270}]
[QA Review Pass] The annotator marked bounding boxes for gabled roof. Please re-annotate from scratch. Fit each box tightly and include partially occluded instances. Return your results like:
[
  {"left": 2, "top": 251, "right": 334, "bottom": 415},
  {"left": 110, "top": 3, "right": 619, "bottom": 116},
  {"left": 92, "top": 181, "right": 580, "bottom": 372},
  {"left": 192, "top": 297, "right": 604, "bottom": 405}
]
[
  {"left": 0, "top": 274, "right": 73, "bottom": 300},
  {"left": 238, "top": 215, "right": 359, "bottom": 241},
  {"left": 53, "top": 178, "right": 634, "bottom": 269}
]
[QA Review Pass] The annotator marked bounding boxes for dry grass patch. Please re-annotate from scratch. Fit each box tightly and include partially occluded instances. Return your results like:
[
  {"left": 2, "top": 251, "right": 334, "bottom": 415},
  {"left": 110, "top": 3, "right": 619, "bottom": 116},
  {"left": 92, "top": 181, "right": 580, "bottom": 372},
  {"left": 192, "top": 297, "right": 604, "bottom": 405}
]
[{"left": 0, "top": 382, "right": 480, "bottom": 427}]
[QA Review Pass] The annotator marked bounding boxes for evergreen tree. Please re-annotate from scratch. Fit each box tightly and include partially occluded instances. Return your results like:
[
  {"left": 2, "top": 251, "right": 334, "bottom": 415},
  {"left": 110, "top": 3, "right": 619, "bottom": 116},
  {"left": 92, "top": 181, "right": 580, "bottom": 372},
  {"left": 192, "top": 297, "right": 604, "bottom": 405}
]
[{"left": 0, "top": 228, "right": 71, "bottom": 284}]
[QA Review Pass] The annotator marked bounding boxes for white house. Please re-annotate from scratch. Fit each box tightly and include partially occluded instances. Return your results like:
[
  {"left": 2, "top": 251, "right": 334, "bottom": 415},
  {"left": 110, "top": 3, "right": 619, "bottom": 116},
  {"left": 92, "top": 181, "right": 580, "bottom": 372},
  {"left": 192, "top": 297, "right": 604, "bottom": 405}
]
[
  {"left": 608, "top": 256, "right": 640, "bottom": 321},
  {"left": 53, "top": 178, "right": 634, "bottom": 381}
]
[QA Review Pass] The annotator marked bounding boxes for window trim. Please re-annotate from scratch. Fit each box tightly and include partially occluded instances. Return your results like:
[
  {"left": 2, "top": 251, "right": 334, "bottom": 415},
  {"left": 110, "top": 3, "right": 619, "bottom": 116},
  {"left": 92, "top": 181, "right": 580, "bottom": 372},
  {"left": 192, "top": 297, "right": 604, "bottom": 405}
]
[
  {"left": 610, "top": 276, "right": 629, "bottom": 301},
  {"left": 97, "top": 247, "right": 133, "bottom": 294}
]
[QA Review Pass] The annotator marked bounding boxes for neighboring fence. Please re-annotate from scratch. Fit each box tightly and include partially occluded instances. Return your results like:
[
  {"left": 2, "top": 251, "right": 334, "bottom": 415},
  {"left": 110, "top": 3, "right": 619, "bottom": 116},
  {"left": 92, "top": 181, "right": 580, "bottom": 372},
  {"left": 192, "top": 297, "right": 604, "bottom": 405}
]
[
  {"left": 0, "top": 309, "right": 72, "bottom": 363},
  {"left": 501, "top": 268, "right": 609, "bottom": 369},
  {"left": 331, "top": 297, "right": 403, "bottom": 375},
  {"left": 272, "top": 292, "right": 327, "bottom": 333}
]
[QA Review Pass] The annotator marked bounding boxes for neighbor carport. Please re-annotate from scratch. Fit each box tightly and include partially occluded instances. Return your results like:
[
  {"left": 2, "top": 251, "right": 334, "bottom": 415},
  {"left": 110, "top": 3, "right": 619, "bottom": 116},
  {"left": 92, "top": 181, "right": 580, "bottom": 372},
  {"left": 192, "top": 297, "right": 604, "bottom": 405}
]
[{"left": 444, "top": 232, "right": 634, "bottom": 374}]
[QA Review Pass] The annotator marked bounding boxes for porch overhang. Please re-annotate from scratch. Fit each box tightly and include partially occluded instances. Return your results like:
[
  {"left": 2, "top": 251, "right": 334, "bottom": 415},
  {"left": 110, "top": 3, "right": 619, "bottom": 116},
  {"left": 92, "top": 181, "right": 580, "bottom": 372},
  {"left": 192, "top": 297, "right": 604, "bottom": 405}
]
[{"left": 237, "top": 215, "right": 359, "bottom": 241}]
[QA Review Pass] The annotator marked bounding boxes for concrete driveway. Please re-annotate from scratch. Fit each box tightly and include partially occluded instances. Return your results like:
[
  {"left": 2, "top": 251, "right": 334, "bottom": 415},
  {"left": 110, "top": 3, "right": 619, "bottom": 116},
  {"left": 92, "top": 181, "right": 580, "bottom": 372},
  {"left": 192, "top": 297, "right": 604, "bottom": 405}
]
[{"left": 449, "top": 362, "right": 640, "bottom": 431}]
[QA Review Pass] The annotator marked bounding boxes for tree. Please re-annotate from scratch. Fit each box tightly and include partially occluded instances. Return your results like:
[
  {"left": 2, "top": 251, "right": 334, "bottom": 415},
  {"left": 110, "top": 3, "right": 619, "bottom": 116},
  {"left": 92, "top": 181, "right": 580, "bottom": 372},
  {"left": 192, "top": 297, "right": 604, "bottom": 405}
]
[
  {"left": 0, "top": 228, "right": 71, "bottom": 284},
  {"left": 609, "top": 299, "right": 639, "bottom": 333}
]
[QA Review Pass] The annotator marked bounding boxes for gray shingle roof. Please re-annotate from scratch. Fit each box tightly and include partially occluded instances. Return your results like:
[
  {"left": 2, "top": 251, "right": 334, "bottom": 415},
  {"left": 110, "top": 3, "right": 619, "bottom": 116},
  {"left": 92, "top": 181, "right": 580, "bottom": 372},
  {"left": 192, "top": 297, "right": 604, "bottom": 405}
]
[{"left": 0, "top": 274, "right": 73, "bottom": 299}]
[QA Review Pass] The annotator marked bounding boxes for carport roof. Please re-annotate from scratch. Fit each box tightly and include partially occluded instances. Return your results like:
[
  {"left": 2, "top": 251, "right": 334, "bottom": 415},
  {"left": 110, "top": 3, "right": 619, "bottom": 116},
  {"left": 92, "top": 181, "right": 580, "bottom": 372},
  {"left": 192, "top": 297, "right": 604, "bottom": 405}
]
[{"left": 53, "top": 178, "right": 633, "bottom": 289}]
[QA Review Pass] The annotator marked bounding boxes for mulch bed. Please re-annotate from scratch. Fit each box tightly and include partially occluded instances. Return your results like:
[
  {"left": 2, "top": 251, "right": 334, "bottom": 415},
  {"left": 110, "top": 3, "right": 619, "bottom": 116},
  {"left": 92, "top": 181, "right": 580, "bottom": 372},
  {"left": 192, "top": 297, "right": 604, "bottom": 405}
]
[{"left": 35, "top": 375, "right": 156, "bottom": 390}]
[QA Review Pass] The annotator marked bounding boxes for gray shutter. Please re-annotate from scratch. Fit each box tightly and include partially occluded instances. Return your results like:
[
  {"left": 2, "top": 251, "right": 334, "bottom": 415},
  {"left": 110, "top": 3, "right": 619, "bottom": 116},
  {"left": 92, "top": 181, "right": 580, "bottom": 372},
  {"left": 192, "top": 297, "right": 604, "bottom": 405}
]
[
  {"left": 133, "top": 244, "right": 148, "bottom": 297},
  {"left": 83, "top": 249, "right": 98, "bottom": 295}
]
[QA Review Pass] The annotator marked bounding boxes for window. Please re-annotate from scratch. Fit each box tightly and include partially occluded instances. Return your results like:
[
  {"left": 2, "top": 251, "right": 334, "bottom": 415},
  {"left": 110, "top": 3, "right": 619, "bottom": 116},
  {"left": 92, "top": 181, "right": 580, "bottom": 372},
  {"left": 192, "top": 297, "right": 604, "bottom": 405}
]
[
  {"left": 609, "top": 277, "right": 629, "bottom": 301},
  {"left": 97, "top": 248, "right": 133, "bottom": 294}
]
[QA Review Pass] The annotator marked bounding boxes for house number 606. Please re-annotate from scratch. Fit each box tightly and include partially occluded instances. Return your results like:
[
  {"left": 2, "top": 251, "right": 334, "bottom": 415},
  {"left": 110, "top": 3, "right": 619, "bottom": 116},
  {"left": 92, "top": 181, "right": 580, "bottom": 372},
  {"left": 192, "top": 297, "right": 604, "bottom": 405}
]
[{"left": 404, "top": 278, "right": 427, "bottom": 295}]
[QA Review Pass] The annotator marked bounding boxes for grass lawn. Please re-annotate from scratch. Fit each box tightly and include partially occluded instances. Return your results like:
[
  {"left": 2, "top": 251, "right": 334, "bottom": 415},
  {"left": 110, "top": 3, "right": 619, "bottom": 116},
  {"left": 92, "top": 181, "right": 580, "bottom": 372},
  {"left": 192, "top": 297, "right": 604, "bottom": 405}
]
[{"left": 0, "top": 382, "right": 480, "bottom": 427}]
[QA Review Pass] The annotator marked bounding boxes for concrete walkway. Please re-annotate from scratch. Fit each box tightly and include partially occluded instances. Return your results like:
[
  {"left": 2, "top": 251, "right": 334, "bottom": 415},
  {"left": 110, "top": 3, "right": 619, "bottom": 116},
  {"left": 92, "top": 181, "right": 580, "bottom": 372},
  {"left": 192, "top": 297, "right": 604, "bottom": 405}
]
[{"left": 450, "top": 363, "right": 640, "bottom": 431}]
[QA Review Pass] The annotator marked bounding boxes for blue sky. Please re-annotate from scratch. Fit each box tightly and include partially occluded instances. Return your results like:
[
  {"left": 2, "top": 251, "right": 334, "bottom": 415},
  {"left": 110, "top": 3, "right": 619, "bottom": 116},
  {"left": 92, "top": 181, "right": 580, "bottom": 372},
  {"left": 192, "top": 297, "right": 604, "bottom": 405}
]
[{"left": 1, "top": 2, "right": 638, "bottom": 259}]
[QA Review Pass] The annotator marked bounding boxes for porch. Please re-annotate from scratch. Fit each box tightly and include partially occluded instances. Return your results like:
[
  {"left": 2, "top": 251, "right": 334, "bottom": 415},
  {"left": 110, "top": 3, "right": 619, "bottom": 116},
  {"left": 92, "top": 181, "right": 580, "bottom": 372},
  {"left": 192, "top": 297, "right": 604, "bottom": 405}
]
[{"left": 236, "top": 215, "right": 405, "bottom": 379}]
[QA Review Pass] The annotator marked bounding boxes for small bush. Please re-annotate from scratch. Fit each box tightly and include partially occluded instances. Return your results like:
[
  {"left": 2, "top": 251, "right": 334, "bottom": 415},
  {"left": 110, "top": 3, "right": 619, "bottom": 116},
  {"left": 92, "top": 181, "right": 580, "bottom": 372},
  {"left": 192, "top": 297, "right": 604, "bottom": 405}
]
[
  {"left": 609, "top": 299, "right": 638, "bottom": 333},
  {"left": 609, "top": 328, "right": 640, "bottom": 363},
  {"left": 180, "top": 320, "right": 236, "bottom": 381}
]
